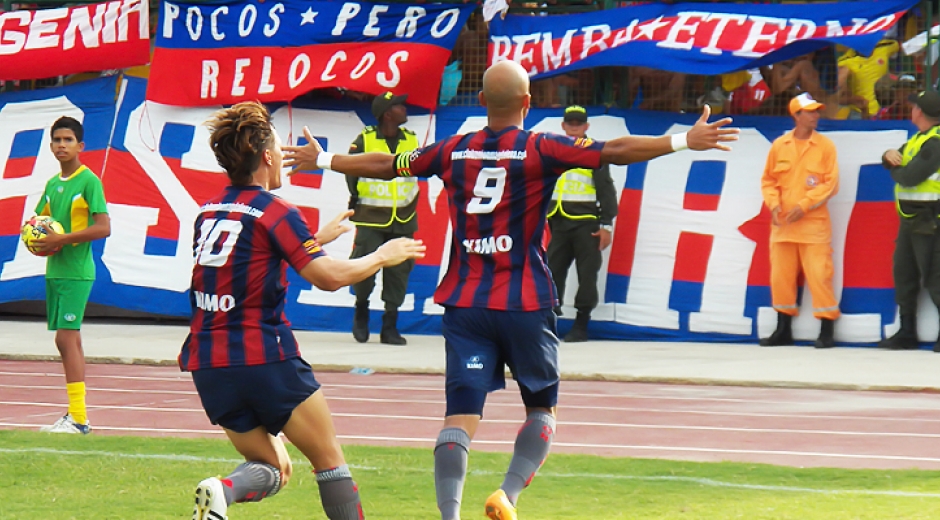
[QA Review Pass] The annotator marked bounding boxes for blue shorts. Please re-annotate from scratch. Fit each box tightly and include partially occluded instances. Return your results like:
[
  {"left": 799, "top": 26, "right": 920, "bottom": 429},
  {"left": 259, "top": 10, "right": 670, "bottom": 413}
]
[
  {"left": 442, "top": 307, "right": 560, "bottom": 414},
  {"left": 191, "top": 357, "right": 321, "bottom": 435}
]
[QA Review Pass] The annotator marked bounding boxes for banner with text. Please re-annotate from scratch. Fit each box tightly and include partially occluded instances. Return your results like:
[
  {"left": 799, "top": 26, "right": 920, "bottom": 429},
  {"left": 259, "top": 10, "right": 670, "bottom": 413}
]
[
  {"left": 489, "top": 0, "right": 918, "bottom": 79},
  {"left": 0, "top": 77, "right": 924, "bottom": 345},
  {"left": 147, "top": 0, "right": 474, "bottom": 108},
  {"left": 0, "top": 0, "right": 151, "bottom": 81}
]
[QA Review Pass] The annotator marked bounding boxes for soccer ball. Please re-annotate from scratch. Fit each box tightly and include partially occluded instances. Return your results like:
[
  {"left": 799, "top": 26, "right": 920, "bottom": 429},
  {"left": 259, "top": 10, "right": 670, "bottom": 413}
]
[{"left": 21, "top": 216, "right": 64, "bottom": 257}]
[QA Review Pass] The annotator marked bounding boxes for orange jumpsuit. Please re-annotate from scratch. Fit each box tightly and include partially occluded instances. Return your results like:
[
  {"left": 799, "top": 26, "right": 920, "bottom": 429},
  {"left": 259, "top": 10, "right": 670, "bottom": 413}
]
[{"left": 761, "top": 130, "right": 841, "bottom": 320}]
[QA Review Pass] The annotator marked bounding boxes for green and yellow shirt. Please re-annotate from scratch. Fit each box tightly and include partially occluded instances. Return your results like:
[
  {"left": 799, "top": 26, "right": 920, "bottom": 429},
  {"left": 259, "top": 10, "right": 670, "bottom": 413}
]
[{"left": 35, "top": 165, "right": 108, "bottom": 280}]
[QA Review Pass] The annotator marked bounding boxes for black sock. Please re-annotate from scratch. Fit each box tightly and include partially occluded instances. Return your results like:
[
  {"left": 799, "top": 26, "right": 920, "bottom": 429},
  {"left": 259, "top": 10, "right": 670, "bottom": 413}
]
[
  {"left": 434, "top": 427, "right": 471, "bottom": 520},
  {"left": 316, "top": 465, "right": 364, "bottom": 520},
  {"left": 501, "top": 411, "right": 556, "bottom": 505}
]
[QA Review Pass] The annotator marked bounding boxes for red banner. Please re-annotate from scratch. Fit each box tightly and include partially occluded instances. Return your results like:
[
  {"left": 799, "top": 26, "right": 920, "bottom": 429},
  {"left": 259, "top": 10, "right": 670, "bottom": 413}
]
[
  {"left": 147, "top": 0, "right": 474, "bottom": 108},
  {"left": 0, "top": 0, "right": 150, "bottom": 81}
]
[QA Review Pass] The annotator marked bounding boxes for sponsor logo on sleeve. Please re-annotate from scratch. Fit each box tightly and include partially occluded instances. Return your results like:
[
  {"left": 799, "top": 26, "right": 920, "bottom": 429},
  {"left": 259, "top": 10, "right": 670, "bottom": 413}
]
[{"left": 304, "top": 239, "right": 322, "bottom": 254}]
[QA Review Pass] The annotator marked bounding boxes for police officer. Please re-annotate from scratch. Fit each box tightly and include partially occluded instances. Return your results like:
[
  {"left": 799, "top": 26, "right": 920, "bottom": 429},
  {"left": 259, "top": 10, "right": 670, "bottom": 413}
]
[
  {"left": 546, "top": 106, "right": 619, "bottom": 342},
  {"left": 346, "top": 92, "right": 420, "bottom": 345},
  {"left": 879, "top": 90, "right": 940, "bottom": 351}
]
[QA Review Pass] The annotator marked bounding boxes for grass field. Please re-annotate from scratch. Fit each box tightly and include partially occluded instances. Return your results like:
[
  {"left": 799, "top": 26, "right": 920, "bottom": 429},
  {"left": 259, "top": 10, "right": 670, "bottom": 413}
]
[{"left": 3, "top": 430, "right": 940, "bottom": 519}]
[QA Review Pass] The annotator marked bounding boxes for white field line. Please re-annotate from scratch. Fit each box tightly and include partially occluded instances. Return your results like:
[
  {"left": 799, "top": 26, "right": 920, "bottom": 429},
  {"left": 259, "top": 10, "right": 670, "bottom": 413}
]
[
  {"left": 6, "top": 419, "right": 940, "bottom": 464},
  {"left": 8, "top": 370, "right": 940, "bottom": 409},
  {"left": 4, "top": 389, "right": 940, "bottom": 428},
  {"left": 3, "top": 446, "right": 940, "bottom": 498},
  {"left": 9, "top": 382, "right": 940, "bottom": 425},
  {"left": 4, "top": 401, "right": 940, "bottom": 438},
  {"left": 0, "top": 371, "right": 192, "bottom": 383},
  {"left": 341, "top": 435, "right": 940, "bottom": 464},
  {"left": 0, "top": 384, "right": 196, "bottom": 395},
  {"left": 0, "top": 401, "right": 940, "bottom": 439}
]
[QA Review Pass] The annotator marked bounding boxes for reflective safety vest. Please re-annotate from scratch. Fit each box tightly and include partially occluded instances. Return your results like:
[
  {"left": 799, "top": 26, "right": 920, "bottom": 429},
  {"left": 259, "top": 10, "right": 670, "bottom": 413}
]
[
  {"left": 896, "top": 125, "right": 940, "bottom": 217},
  {"left": 547, "top": 167, "right": 598, "bottom": 220},
  {"left": 353, "top": 127, "right": 420, "bottom": 227}
]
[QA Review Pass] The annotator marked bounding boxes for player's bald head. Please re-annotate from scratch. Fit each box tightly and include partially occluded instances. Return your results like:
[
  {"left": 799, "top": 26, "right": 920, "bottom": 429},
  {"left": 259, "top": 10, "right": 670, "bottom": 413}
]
[{"left": 481, "top": 60, "right": 530, "bottom": 113}]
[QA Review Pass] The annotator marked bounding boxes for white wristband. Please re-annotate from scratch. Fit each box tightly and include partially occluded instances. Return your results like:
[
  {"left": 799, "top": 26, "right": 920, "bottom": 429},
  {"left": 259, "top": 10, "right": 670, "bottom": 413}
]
[
  {"left": 316, "top": 152, "right": 335, "bottom": 170},
  {"left": 670, "top": 132, "right": 689, "bottom": 152}
]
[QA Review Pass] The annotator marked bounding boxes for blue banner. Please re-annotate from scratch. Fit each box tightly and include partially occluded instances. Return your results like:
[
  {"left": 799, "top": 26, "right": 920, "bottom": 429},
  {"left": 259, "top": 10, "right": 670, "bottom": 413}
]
[
  {"left": 0, "top": 77, "right": 925, "bottom": 345},
  {"left": 489, "top": 0, "right": 918, "bottom": 78}
]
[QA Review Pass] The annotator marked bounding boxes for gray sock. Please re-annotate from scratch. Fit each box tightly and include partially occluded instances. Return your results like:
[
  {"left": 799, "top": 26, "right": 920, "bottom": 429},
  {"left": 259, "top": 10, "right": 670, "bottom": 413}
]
[
  {"left": 316, "top": 465, "right": 364, "bottom": 520},
  {"left": 222, "top": 462, "right": 281, "bottom": 504},
  {"left": 501, "top": 411, "right": 556, "bottom": 505},
  {"left": 434, "top": 427, "right": 471, "bottom": 520}
]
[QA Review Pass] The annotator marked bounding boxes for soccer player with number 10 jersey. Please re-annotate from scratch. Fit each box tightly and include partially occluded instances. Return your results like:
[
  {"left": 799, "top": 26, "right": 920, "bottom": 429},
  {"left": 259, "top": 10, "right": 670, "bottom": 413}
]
[
  {"left": 180, "top": 102, "right": 425, "bottom": 520},
  {"left": 284, "top": 60, "right": 739, "bottom": 520}
]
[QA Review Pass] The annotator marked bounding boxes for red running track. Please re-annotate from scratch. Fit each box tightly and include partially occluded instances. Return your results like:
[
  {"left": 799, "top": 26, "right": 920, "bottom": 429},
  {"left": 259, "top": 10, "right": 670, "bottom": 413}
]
[{"left": 3, "top": 359, "right": 940, "bottom": 470}]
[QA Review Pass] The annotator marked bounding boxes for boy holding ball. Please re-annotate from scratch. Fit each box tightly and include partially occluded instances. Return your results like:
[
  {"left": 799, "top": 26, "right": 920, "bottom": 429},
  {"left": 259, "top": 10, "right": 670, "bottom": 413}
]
[{"left": 28, "top": 116, "right": 110, "bottom": 434}]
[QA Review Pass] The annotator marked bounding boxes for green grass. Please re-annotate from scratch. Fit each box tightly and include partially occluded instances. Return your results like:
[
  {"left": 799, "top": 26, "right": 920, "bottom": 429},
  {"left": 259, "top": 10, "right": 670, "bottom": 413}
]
[{"left": 3, "top": 430, "right": 940, "bottom": 519}]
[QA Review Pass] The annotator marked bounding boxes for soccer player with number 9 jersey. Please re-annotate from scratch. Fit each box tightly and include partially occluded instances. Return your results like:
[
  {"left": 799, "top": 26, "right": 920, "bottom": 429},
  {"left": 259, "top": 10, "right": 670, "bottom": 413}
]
[{"left": 284, "top": 60, "right": 738, "bottom": 520}]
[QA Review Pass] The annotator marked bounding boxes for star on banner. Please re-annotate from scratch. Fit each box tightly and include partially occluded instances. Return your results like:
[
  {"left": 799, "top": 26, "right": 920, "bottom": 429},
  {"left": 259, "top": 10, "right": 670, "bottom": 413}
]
[
  {"left": 301, "top": 7, "right": 318, "bottom": 26},
  {"left": 636, "top": 16, "right": 668, "bottom": 41}
]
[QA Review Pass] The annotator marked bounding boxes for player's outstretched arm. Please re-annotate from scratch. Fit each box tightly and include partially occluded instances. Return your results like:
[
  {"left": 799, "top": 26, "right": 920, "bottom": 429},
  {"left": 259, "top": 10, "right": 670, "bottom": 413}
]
[
  {"left": 600, "top": 105, "right": 739, "bottom": 166},
  {"left": 298, "top": 237, "right": 426, "bottom": 292},
  {"left": 283, "top": 127, "right": 397, "bottom": 179}
]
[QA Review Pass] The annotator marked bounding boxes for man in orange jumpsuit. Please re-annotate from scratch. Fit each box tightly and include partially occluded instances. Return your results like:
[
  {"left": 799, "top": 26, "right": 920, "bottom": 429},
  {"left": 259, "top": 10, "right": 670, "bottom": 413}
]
[{"left": 760, "top": 93, "right": 841, "bottom": 348}]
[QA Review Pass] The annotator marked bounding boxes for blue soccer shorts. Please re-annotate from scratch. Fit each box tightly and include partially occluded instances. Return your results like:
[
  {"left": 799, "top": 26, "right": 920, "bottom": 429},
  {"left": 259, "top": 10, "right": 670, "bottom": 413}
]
[
  {"left": 191, "top": 357, "right": 321, "bottom": 435},
  {"left": 442, "top": 307, "right": 560, "bottom": 416}
]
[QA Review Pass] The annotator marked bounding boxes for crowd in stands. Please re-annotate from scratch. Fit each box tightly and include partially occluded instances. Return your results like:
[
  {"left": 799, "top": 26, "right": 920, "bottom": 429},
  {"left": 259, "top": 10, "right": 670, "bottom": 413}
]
[
  {"left": 0, "top": 2, "right": 935, "bottom": 120},
  {"left": 441, "top": 7, "right": 936, "bottom": 120}
]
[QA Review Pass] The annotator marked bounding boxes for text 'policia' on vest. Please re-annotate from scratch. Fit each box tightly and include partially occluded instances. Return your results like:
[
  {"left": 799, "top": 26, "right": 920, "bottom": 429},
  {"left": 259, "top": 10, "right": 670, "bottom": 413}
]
[
  {"left": 353, "top": 126, "right": 419, "bottom": 227},
  {"left": 548, "top": 167, "right": 600, "bottom": 220}
]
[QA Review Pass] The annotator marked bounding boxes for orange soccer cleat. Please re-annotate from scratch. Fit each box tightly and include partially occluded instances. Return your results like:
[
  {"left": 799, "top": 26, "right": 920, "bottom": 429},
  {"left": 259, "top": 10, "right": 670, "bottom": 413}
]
[{"left": 484, "top": 489, "right": 517, "bottom": 520}]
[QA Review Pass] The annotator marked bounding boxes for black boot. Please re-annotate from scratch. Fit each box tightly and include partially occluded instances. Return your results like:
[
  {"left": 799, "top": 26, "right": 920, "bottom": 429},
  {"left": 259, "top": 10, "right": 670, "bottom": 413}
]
[
  {"left": 878, "top": 314, "right": 918, "bottom": 350},
  {"left": 380, "top": 309, "right": 407, "bottom": 345},
  {"left": 759, "top": 313, "right": 793, "bottom": 346},
  {"left": 814, "top": 318, "right": 835, "bottom": 349},
  {"left": 352, "top": 302, "right": 370, "bottom": 343},
  {"left": 564, "top": 312, "right": 590, "bottom": 342}
]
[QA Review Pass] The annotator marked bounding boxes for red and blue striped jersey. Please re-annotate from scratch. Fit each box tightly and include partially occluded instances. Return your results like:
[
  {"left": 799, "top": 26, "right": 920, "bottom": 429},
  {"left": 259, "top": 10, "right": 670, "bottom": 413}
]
[
  {"left": 395, "top": 126, "right": 604, "bottom": 311},
  {"left": 179, "top": 186, "right": 326, "bottom": 371}
]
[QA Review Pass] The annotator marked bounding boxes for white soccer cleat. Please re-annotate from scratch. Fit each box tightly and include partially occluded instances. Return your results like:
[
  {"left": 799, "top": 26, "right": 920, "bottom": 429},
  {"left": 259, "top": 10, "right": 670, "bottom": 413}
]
[
  {"left": 40, "top": 414, "right": 91, "bottom": 435},
  {"left": 193, "top": 477, "right": 228, "bottom": 520},
  {"left": 39, "top": 415, "right": 69, "bottom": 432}
]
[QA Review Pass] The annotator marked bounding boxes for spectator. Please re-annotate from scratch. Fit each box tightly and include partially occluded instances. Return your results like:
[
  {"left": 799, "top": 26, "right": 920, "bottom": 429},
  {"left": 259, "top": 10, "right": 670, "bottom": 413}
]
[
  {"left": 758, "top": 54, "right": 832, "bottom": 117},
  {"left": 759, "top": 93, "right": 841, "bottom": 349},
  {"left": 873, "top": 74, "right": 919, "bottom": 120},
  {"left": 532, "top": 73, "right": 581, "bottom": 108},
  {"left": 838, "top": 39, "right": 901, "bottom": 119},
  {"left": 629, "top": 67, "right": 687, "bottom": 112},
  {"left": 878, "top": 90, "right": 940, "bottom": 351},
  {"left": 449, "top": 12, "right": 488, "bottom": 106},
  {"left": 723, "top": 69, "right": 771, "bottom": 115}
]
